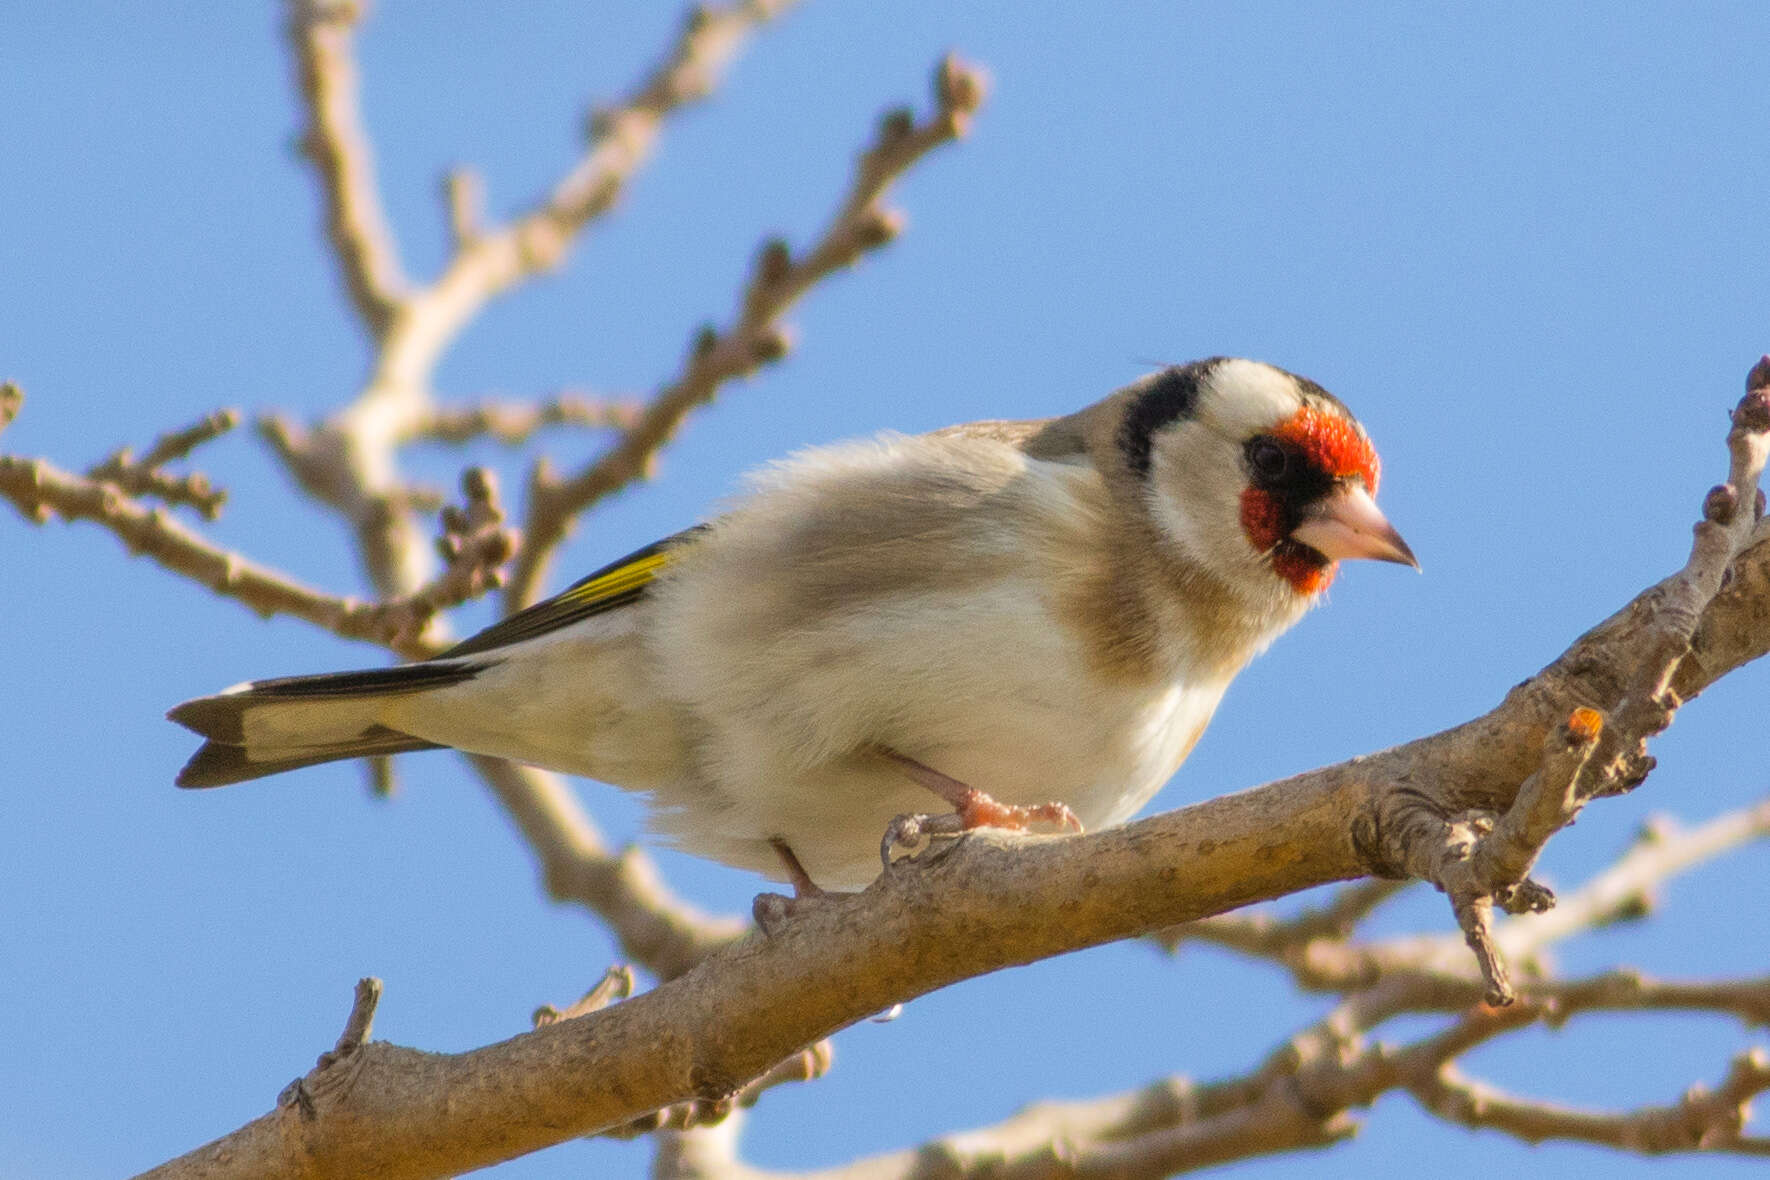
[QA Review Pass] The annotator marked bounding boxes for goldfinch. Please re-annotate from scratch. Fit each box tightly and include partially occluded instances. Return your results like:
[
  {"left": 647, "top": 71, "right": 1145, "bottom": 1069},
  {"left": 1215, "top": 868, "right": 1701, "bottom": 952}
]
[{"left": 171, "top": 358, "right": 1415, "bottom": 891}]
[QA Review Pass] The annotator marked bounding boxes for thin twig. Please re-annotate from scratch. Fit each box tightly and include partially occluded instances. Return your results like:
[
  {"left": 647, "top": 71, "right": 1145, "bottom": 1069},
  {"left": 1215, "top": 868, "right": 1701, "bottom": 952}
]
[
  {"left": 1360, "top": 375, "right": 1770, "bottom": 1001},
  {"left": 611, "top": 1040, "right": 833, "bottom": 1140},
  {"left": 400, "top": 393, "right": 640, "bottom": 447},
  {"left": 534, "top": 965, "right": 636, "bottom": 1027},
  {"left": 0, "top": 382, "right": 22, "bottom": 436},
  {"left": 266, "top": 1, "right": 794, "bottom": 601},
  {"left": 0, "top": 452, "right": 504, "bottom": 655},
  {"left": 469, "top": 756, "right": 748, "bottom": 981},
  {"left": 86, "top": 409, "right": 239, "bottom": 519},
  {"left": 287, "top": 0, "right": 409, "bottom": 337},
  {"left": 506, "top": 54, "right": 989, "bottom": 608},
  {"left": 1411, "top": 1047, "right": 1770, "bottom": 1155}
]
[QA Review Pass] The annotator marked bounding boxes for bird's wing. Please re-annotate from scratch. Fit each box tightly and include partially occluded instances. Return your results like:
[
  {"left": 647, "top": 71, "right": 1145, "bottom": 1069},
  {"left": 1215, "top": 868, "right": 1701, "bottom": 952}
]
[{"left": 441, "top": 525, "right": 707, "bottom": 658}]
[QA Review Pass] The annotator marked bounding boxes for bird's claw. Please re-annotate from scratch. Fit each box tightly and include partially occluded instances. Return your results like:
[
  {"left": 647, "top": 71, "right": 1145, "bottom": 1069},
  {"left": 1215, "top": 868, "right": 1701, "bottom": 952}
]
[
  {"left": 880, "top": 810, "right": 963, "bottom": 871},
  {"left": 880, "top": 792, "right": 1085, "bottom": 872}
]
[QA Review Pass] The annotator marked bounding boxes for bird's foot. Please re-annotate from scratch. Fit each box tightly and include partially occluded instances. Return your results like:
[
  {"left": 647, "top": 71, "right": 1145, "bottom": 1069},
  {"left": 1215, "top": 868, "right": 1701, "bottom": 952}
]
[
  {"left": 880, "top": 787, "right": 1083, "bottom": 871},
  {"left": 879, "top": 809, "right": 962, "bottom": 869},
  {"left": 953, "top": 788, "right": 1083, "bottom": 835}
]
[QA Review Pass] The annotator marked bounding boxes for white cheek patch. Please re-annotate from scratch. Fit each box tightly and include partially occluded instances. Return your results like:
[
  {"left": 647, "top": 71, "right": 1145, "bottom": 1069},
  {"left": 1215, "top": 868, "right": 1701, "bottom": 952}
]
[{"left": 1145, "top": 421, "right": 1251, "bottom": 567}]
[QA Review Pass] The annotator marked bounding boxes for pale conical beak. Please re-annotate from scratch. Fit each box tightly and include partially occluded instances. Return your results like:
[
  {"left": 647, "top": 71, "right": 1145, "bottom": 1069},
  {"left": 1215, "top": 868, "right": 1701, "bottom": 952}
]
[{"left": 1291, "top": 483, "right": 1419, "bottom": 569}]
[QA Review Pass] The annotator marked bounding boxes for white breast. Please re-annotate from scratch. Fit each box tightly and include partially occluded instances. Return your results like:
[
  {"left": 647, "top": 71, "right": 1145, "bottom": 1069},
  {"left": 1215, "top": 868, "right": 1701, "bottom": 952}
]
[{"left": 639, "top": 432, "right": 1238, "bottom": 887}]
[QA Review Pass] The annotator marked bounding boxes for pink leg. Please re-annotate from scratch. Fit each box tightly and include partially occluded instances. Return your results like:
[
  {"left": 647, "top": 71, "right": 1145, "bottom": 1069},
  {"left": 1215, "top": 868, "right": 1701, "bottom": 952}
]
[
  {"left": 770, "top": 837, "right": 826, "bottom": 899},
  {"left": 877, "top": 748, "right": 1082, "bottom": 870},
  {"left": 753, "top": 838, "right": 842, "bottom": 935}
]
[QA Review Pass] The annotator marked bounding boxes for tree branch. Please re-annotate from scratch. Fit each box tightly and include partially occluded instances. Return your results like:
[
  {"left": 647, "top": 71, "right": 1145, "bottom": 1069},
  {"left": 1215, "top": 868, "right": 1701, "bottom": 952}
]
[
  {"left": 95, "top": 360, "right": 1770, "bottom": 1177},
  {"left": 287, "top": 0, "right": 409, "bottom": 337},
  {"left": 0, "top": 432, "right": 509, "bottom": 658},
  {"left": 469, "top": 756, "right": 747, "bottom": 982},
  {"left": 370, "top": 0, "right": 795, "bottom": 398},
  {"left": 506, "top": 54, "right": 989, "bottom": 608},
  {"left": 1177, "top": 798, "right": 1770, "bottom": 997},
  {"left": 125, "top": 790, "right": 1770, "bottom": 1177},
  {"left": 0, "top": 381, "right": 22, "bottom": 436},
  {"left": 270, "top": 0, "right": 792, "bottom": 598},
  {"left": 1349, "top": 372, "right": 1770, "bottom": 997},
  {"left": 397, "top": 391, "right": 639, "bottom": 447},
  {"left": 1410, "top": 1048, "right": 1770, "bottom": 1155},
  {"left": 84, "top": 408, "right": 239, "bottom": 519},
  {"left": 661, "top": 907, "right": 1770, "bottom": 1179}
]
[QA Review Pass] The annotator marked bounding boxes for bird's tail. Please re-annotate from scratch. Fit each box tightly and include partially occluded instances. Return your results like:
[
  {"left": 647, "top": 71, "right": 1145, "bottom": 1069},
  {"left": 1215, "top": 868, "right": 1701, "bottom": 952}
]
[{"left": 168, "top": 662, "right": 479, "bottom": 788}]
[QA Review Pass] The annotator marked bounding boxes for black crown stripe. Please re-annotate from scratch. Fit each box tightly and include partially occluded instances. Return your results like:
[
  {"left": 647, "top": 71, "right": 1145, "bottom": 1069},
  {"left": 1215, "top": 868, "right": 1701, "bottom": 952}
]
[{"left": 1118, "top": 358, "right": 1223, "bottom": 477}]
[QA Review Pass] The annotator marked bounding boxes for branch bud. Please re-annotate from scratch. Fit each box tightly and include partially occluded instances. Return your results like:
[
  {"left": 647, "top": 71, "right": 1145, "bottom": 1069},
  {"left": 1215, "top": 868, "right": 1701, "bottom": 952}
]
[
  {"left": 1704, "top": 483, "right": 1738, "bottom": 525},
  {"left": 1733, "top": 386, "right": 1770, "bottom": 434},
  {"left": 935, "top": 54, "right": 987, "bottom": 117},
  {"left": 1745, "top": 354, "right": 1770, "bottom": 395},
  {"left": 690, "top": 323, "right": 720, "bottom": 363},
  {"left": 749, "top": 326, "right": 791, "bottom": 366},
  {"left": 878, "top": 107, "right": 915, "bottom": 145},
  {"left": 755, "top": 237, "right": 793, "bottom": 287},
  {"left": 853, "top": 208, "right": 904, "bottom": 250}
]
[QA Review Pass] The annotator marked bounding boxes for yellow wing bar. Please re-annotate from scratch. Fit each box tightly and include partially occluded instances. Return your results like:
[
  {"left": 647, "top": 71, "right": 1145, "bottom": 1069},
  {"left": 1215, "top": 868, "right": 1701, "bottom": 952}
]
[
  {"left": 441, "top": 526, "right": 704, "bottom": 658},
  {"left": 557, "top": 546, "right": 673, "bottom": 610}
]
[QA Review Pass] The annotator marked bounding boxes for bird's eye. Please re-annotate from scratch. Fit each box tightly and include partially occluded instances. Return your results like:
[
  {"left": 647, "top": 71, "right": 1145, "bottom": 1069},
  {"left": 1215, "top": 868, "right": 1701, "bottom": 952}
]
[{"left": 1248, "top": 438, "right": 1288, "bottom": 481}]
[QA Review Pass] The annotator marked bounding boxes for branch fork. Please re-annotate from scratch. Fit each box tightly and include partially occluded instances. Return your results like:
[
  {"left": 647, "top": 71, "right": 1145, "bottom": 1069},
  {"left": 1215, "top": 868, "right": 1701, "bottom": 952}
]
[
  {"left": 1361, "top": 366, "right": 1770, "bottom": 1004},
  {"left": 1375, "top": 709, "right": 1604, "bottom": 1005},
  {"left": 277, "top": 978, "right": 383, "bottom": 1121}
]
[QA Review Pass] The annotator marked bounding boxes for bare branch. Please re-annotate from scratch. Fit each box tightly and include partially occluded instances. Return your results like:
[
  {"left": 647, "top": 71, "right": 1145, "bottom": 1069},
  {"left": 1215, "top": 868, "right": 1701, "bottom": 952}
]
[
  {"left": 326, "top": 466, "right": 517, "bottom": 656},
  {"left": 324, "top": 977, "right": 383, "bottom": 1062},
  {"left": 1500, "top": 799, "right": 1770, "bottom": 961},
  {"left": 1472, "top": 706, "right": 1604, "bottom": 898},
  {"left": 399, "top": 391, "right": 640, "bottom": 447},
  {"left": 133, "top": 778, "right": 1757, "bottom": 1179},
  {"left": 0, "top": 382, "right": 21, "bottom": 436},
  {"left": 441, "top": 167, "right": 483, "bottom": 251},
  {"left": 372, "top": 0, "right": 794, "bottom": 397},
  {"left": 265, "top": 1, "right": 791, "bottom": 600},
  {"left": 533, "top": 965, "right": 636, "bottom": 1027},
  {"left": 1185, "top": 798, "right": 1770, "bottom": 999},
  {"left": 86, "top": 408, "right": 239, "bottom": 519},
  {"left": 613, "top": 1040, "right": 832, "bottom": 1141},
  {"left": 3, "top": 450, "right": 371, "bottom": 627},
  {"left": 1353, "top": 377, "right": 1770, "bottom": 999},
  {"left": 1155, "top": 877, "right": 1408, "bottom": 960},
  {"left": 1536, "top": 971, "right": 1770, "bottom": 1028},
  {"left": 519, "top": 1, "right": 796, "bottom": 265},
  {"left": 1411, "top": 1047, "right": 1770, "bottom": 1155},
  {"left": 507, "top": 54, "right": 990, "bottom": 608},
  {"left": 656, "top": 994, "right": 1530, "bottom": 1180},
  {"left": 1383, "top": 710, "right": 1602, "bottom": 1005},
  {"left": 274, "top": 977, "right": 383, "bottom": 1122},
  {"left": 469, "top": 756, "right": 747, "bottom": 982},
  {"left": 0, "top": 448, "right": 510, "bottom": 657},
  {"left": 670, "top": 962, "right": 1769, "bottom": 1180},
  {"left": 286, "top": 0, "right": 409, "bottom": 336}
]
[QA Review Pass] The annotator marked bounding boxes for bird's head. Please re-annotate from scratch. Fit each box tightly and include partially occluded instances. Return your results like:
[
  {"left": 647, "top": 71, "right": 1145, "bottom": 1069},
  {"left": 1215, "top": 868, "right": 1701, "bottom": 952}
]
[{"left": 1115, "top": 357, "right": 1415, "bottom": 600}]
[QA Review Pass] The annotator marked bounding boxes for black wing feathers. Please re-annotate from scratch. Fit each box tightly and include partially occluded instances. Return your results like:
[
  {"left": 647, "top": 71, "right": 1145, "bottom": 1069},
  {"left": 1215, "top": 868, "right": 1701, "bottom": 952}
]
[{"left": 441, "top": 525, "right": 705, "bottom": 658}]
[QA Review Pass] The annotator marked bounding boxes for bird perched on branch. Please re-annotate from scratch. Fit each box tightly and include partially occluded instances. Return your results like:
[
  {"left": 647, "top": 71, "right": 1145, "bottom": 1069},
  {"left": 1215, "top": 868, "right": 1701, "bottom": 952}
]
[{"left": 171, "top": 358, "right": 1415, "bottom": 894}]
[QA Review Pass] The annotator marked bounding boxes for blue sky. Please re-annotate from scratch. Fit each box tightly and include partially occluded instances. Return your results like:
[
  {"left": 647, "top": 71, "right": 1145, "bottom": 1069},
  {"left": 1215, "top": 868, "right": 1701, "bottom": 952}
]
[{"left": 4, "top": 3, "right": 1769, "bottom": 1176}]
